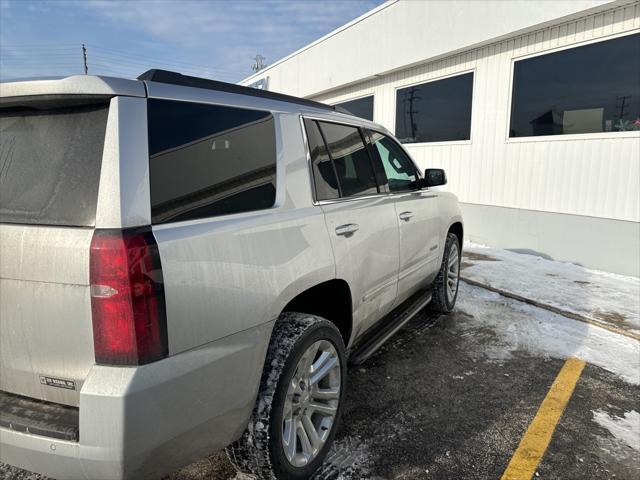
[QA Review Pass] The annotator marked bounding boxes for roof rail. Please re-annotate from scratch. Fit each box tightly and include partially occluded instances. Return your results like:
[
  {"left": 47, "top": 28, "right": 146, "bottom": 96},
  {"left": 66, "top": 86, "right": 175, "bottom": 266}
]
[{"left": 138, "top": 69, "right": 338, "bottom": 113}]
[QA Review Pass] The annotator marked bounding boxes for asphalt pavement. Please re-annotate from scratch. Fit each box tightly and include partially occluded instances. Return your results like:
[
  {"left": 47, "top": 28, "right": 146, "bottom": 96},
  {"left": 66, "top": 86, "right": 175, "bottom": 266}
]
[{"left": 3, "top": 283, "right": 638, "bottom": 480}]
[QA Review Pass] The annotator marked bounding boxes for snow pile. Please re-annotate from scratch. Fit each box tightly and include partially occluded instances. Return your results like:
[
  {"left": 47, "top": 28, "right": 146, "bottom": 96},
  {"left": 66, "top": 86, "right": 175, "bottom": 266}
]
[
  {"left": 461, "top": 242, "right": 640, "bottom": 336},
  {"left": 456, "top": 283, "right": 640, "bottom": 385},
  {"left": 592, "top": 410, "right": 640, "bottom": 451}
]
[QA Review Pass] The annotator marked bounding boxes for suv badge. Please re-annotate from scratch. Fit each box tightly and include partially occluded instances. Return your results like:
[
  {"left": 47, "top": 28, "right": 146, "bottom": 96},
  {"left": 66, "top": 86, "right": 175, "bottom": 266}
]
[{"left": 39, "top": 375, "right": 76, "bottom": 391}]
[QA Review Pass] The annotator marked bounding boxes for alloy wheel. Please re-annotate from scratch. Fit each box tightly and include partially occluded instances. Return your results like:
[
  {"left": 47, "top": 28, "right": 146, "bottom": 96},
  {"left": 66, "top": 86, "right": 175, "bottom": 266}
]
[
  {"left": 446, "top": 242, "right": 460, "bottom": 303},
  {"left": 281, "top": 339, "right": 341, "bottom": 467}
]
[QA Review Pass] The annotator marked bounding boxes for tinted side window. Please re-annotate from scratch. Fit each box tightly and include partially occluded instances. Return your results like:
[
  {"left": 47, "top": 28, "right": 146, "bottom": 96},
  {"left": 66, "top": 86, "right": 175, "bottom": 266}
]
[
  {"left": 147, "top": 99, "right": 277, "bottom": 224},
  {"left": 368, "top": 131, "right": 418, "bottom": 192},
  {"left": 334, "top": 96, "right": 374, "bottom": 121},
  {"left": 318, "top": 122, "right": 378, "bottom": 198},
  {"left": 510, "top": 33, "right": 640, "bottom": 137},
  {"left": 395, "top": 72, "right": 473, "bottom": 143},
  {"left": 303, "top": 119, "right": 339, "bottom": 201}
]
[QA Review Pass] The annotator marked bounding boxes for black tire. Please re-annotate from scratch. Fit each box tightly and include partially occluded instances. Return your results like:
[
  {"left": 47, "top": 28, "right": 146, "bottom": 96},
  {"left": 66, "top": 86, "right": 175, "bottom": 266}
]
[
  {"left": 429, "top": 232, "right": 461, "bottom": 313},
  {"left": 226, "top": 313, "right": 347, "bottom": 480}
]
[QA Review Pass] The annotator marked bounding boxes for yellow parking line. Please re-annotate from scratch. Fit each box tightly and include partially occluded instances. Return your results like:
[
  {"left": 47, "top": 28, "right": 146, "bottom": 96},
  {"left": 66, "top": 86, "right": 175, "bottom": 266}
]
[{"left": 501, "top": 357, "right": 586, "bottom": 480}]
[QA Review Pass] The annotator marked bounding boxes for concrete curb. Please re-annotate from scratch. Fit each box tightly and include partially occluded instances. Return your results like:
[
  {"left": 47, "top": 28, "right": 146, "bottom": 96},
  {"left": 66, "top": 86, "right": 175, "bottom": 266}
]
[{"left": 460, "top": 277, "right": 640, "bottom": 342}]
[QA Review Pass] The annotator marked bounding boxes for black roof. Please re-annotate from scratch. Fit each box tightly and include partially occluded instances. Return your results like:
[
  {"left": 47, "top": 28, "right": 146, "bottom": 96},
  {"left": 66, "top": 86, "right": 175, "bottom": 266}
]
[{"left": 138, "top": 69, "right": 343, "bottom": 113}]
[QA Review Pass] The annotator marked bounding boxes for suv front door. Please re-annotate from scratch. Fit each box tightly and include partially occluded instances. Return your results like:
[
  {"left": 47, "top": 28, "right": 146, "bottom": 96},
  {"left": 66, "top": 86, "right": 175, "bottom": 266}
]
[
  {"left": 367, "top": 130, "right": 441, "bottom": 305},
  {"left": 303, "top": 119, "right": 399, "bottom": 338}
]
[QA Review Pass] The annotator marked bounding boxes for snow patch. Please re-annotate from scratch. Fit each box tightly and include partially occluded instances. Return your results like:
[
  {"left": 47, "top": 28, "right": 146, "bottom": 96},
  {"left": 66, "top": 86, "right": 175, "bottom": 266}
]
[
  {"left": 457, "top": 283, "right": 640, "bottom": 385},
  {"left": 592, "top": 410, "right": 640, "bottom": 451},
  {"left": 462, "top": 242, "right": 640, "bottom": 336}
]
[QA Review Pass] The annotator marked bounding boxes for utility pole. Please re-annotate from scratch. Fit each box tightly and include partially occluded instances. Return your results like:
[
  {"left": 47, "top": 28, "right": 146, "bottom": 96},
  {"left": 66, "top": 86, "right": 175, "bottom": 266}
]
[
  {"left": 252, "top": 54, "right": 266, "bottom": 73},
  {"left": 616, "top": 94, "right": 631, "bottom": 120},
  {"left": 403, "top": 88, "right": 420, "bottom": 142},
  {"left": 82, "top": 44, "right": 88, "bottom": 75}
]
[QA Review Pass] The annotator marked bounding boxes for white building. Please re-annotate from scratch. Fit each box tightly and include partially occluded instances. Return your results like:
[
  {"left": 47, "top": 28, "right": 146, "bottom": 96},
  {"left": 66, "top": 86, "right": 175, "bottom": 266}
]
[{"left": 241, "top": 0, "right": 640, "bottom": 277}]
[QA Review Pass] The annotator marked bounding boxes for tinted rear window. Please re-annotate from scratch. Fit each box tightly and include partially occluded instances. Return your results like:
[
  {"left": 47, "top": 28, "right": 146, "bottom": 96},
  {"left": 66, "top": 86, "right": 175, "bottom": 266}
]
[
  {"left": 147, "top": 99, "right": 277, "bottom": 224},
  {"left": 0, "top": 103, "right": 109, "bottom": 226}
]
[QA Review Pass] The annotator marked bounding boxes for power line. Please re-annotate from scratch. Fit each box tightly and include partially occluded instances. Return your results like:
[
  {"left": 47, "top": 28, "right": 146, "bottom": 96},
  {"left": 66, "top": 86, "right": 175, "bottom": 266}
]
[
  {"left": 89, "top": 46, "right": 238, "bottom": 71},
  {"left": 88, "top": 45, "right": 241, "bottom": 75},
  {"left": 0, "top": 43, "right": 246, "bottom": 81}
]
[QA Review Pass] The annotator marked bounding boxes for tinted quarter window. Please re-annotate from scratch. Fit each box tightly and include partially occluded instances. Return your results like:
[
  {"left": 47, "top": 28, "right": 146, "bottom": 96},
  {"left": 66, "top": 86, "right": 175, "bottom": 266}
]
[
  {"left": 334, "top": 96, "right": 374, "bottom": 121},
  {"left": 303, "top": 119, "right": 339, "bottom": 201},
  {"left": 368, "top": 131, "right": 418, "bottom": 192},
  {"left": 0, "top": 102, "right": 108, "bottom": 226},
  {"left": 318, "top": 122, "right": 378, "bottom": 198},
  {"left": 395, "top": 72, "right": 473, "bottom": 143},
  {"left": 510, "top": 33, "right": 640, "bottom": 137},
  {"left": 147, "top": 99, "right": 277, "bottom": 224}
]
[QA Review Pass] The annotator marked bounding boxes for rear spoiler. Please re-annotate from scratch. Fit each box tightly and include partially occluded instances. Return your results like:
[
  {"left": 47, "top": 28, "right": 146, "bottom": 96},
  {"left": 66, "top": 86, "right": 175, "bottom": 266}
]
[{"left": 0, "top": 75, "right": 146, "bottom": 101}]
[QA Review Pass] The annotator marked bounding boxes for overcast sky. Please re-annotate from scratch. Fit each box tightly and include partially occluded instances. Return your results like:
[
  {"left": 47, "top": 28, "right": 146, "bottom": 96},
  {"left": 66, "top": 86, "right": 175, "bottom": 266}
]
[{"left": 0, "top": 0, "right": 383, "bottom": 82}]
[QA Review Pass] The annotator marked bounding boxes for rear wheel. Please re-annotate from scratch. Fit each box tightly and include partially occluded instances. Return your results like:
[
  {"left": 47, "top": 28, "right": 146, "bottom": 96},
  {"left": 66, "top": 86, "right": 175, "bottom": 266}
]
[
  {"left": 226, "top": 313, "right": 346, "bottom": 480},
  {"left": 429, "top": 232, "right": 461, "bottom": 313}
]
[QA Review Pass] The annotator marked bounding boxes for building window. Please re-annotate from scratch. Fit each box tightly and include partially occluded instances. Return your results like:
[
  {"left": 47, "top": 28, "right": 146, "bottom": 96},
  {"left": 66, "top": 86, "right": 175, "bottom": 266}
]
[
  {"left": 395, "top": 72, "right": 473, "bottom": 143},
  {"left": 334, "top": 96, "right": 374, "bottom": 120},
  {"left": 147, "top": 99, "right": 277, "bottom": 224},
  {"left": 510, "top": 33, "right": 640, "bottom": 137}
]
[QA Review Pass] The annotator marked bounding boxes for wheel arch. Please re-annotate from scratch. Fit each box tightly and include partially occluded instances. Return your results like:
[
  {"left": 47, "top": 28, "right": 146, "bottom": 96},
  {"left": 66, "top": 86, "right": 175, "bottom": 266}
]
[
  {"left": 448, "top": 221, "right": 464, "bottom": 248},
  {"left": 279, "top": 279, "right": 353, "bottom": 347}
]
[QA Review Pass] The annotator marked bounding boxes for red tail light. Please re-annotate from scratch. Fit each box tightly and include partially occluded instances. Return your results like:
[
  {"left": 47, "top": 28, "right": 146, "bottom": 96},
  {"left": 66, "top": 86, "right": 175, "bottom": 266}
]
[{"left": 89, "top": 228, "right": 168, "bottom": 365}]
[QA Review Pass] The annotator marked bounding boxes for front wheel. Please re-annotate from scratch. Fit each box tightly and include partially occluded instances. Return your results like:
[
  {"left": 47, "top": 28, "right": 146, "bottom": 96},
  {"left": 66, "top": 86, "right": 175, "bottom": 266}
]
[
  {"left": 429, "top": 232, "right": 461, "bottom": 313},
  {"left": 226, "top": 313, "right": 346, "bottom": 480}
]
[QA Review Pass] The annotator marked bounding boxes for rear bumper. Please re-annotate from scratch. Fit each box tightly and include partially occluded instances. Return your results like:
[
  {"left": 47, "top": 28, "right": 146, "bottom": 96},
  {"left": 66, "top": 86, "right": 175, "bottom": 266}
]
[{"left": 0, "top": 321, "right": 273, "bottom": 480}]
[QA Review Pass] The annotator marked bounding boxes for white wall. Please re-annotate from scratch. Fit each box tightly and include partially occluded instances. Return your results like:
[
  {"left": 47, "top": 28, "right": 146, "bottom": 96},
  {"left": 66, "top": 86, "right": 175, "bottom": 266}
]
[
  {"left": 241, "top": 0, "right": 640, "bottom": 275},
  {"left": 460, "top": 203, "right": 640, "bottom": 276},
  {"left": 242, "top": 0, "right": 617, "bottom": 98},
  {"left": 311, "top": 3, "right": 640, "bottom": 227}
]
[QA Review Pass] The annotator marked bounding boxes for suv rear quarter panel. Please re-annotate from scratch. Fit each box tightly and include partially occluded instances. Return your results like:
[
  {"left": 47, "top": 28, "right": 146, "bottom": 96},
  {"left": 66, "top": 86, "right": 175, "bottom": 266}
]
[{"left": 153, "top": 112, "right": 336, "bottom": 354}]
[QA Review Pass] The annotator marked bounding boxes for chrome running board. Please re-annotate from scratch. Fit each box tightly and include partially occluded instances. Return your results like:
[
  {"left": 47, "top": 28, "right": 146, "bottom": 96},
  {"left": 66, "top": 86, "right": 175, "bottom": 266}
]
[{"left": 349, "top": 290, "right": 432, "bottom": 365}]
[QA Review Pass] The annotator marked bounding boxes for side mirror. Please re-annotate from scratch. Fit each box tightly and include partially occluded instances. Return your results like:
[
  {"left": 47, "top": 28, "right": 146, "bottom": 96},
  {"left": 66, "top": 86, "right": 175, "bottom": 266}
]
[{"left": 424, "top": 168, "right": 447, "bottom": 187}]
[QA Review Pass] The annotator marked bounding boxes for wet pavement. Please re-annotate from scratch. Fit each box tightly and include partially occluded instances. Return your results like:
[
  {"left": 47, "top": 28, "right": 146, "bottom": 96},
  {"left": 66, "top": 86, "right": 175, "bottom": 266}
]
[
  {"left": 167, "top": 282, "right": 640, "bottom": 480},
  {"left": 3, "top": 283, "right": 639, "bottom": 480}
]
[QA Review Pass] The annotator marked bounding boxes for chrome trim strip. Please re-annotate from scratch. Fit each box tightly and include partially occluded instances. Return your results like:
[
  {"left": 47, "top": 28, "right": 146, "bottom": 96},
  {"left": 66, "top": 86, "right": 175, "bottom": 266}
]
[
  {"left": 315, "top": 191, "right": 438, "bottom": 206},
  {"left": 398, "top": 257, "right": 432, "bottom": 282},
  {"left": 362, "top": 276, "right": 397, "bottom": 303},
  {"left": 298, "top": 114, "right": 320, "bottom": 206},
  {"left": 301, "top": 113, "right": 386, "bottom": 133}
]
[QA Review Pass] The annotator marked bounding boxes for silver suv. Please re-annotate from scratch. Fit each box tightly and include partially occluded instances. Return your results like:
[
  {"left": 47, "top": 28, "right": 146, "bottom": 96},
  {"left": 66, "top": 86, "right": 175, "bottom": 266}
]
[{"left": 0, "top": 70, "right": 463, "bottom": 480}]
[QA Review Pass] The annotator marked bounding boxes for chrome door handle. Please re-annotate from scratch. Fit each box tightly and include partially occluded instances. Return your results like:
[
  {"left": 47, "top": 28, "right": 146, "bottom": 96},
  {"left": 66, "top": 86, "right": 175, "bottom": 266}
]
[
  {"left": 399, "top": 211, "right": 414, "bottom": 221},
  {"left": 335, "top": 223, "right": 359, "bottom": 236}
]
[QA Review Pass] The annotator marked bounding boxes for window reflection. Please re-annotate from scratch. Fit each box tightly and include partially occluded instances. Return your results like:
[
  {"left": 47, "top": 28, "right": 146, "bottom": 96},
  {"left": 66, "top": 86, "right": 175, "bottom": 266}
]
[
  {"left": 368, "top": 131, "right": 418, "bottom": 192},
  {"left": 334, "top": 96, "right": 374, "bottom": 121},
  {"left": 304, "top": 119, "right": 339, "bottom": 201},
  {"left": 395, "top": 73, "right": 473, "bottom": 143},
  {"left": 510, "top": 33, "right": 640, "bottom": 137},
  {"left": 319, "top": 122, "right": 378, "bottom": 198},
  {"left": 148, "top": 100, "right": 277, "bottom": 224}
]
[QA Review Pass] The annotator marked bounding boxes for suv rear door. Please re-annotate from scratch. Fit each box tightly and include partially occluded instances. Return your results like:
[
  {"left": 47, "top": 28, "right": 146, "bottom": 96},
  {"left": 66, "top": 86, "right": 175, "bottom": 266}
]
[
  {"left": 0, "top": 99, "right": 109, "bottom": 406},
  {"left": 304, "top": 119, "right": 399, "bottom": 337},
  {"left": 366, "top": 130, "right": 441, "bottom": 304}
]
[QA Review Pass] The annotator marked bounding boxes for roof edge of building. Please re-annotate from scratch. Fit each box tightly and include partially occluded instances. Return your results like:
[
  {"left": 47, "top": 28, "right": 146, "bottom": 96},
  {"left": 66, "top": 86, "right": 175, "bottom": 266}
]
[
  {"left": 240, "top": 0, "right": 398, "bottom": 84},
  {"left": 302, "top": 0, "right": 628, "bottom": 100}
]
